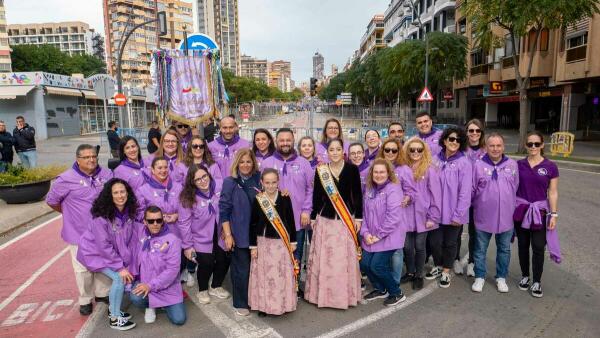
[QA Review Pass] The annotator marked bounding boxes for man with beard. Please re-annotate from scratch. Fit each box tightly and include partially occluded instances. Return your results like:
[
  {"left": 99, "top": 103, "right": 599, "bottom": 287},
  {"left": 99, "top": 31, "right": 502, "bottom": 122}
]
[{"left": 208, "top": 116, "right": 251, "bottom": 178}]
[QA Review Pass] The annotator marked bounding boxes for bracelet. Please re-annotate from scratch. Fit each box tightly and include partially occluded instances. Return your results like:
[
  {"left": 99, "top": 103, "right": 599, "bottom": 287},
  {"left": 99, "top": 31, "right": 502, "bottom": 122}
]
[{"left": 549, "top": 212, "right": 558, "bottom": 217}]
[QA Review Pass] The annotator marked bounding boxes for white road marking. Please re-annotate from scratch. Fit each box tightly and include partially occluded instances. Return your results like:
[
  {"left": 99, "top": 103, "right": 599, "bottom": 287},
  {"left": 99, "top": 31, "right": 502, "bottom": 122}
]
[
  {"left": 0, "top": 246, "right": 69, "bottom": 312},
  {"left": 75, "top": 302, "right": 107, "bottom": 338},
  {"left": 560, "top": 167, "right": 600, "bottom": 175},
  {"left": 0, "top": 215, "right": 61, "bottom": 251}
]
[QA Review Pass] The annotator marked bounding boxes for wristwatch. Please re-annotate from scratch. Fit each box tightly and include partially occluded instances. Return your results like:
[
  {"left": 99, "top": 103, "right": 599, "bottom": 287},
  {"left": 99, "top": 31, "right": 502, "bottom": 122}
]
[{"left": 549, "top": 212, "right": 558, "bottom": 218}]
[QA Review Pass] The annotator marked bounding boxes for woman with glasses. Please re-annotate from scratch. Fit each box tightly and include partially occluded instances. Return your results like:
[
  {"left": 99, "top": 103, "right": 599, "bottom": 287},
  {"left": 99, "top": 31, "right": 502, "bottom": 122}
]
[
  {"left": 184, "top": 135, "right": 223, "bottom": 185},
  {"left": 364, "top": 130, "right": 381, "bottom": 165},
  {"left": 253, "top": 128, "right": 275, "bottom": 168},
  {"left": 315, "top": 118, "right": 349, "bottom": 162},
  {"left": 114, "top": 136, "right": 147, "bottom": 190},
  {"left": 144, "top": 129, "right": 187, "bottom": 184},
  {"left": 348, "top": 142, "right": 369, "bottom": 187},
  {"left": 298, "top": 136, "right": 319, "bottom": 170},
  {"left": 398, "top": 138, "right": 441, "bottom": 290},
  {"left": 425, "top": 127, "right": 472, "bottom": 289},
  {"left": 218, "top": 149, "right": 262, "bottom": 316},
  {"left": 130, "top": 205, "right": 187, "bottom": 326},
  {"left": 179, "top": 164, "right": 231, "bottom": 304},
  {"left": 77, "top": 178, "right": 138, "bottom": 330},
  {"left": 514, "top": 131, "right": 560, "bottom": 298}
]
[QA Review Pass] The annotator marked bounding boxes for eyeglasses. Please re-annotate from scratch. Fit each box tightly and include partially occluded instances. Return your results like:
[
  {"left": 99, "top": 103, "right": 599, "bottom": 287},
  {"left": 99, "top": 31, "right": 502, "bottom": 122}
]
[
  {"left": 194, "top": 174, "right": 209, "bottom": 182},
  {"left": 447, "top": 137, "right": 461, "bottom": 143},
  {"left": 327, "top": 127, "right": 339, "bottom": 130},
  {"left": 163, "top": 139, "right": 178, "bottom": 144},
  {"left": 349, "top": 151, "right": 364, "bottom": 157},
  {"left": 145, "top": 218, "right": 164, "bottom": 225},
  {"left": 468, "top": 129, "right": 482, "bottom": 134},
  {"left": 176, "top": 124, "right": 189, "bottom": 129},
  {"left": 409, "top": 148, "right": 424, "bottom": 153},
  {"left": 383, "top": 148, "right": 399, "bottom": 154},
  {"left": 191, "top": 144, "right": 205, "bottom": 150},
  {"left": 78, "top": 155, "right": 98, "bottom": 160},
  {"left": 526, "top": 142, "right": 542, "bottom": 148}
]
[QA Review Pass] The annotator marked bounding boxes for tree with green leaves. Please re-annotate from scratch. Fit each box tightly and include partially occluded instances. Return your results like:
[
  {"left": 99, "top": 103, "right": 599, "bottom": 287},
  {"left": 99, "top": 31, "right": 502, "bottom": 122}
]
[
  {"left": 11, "top": 44, "right": 106, "bottom": 77},
  {"left": 463, "top": 0, "right": 600, "bottom": 151}
]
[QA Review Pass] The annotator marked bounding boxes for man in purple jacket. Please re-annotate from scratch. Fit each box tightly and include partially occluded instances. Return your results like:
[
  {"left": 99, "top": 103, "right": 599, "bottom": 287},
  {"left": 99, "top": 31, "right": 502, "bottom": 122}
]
[
  {"left": 46, "top": 144, "right": 113, "bottom": 315},
  {"left": 471, "top": 133, "right": 519, "bottom": 293},
  {"left": 208, "top": 116, "right": 251, "bottom": 178},
  {"left": 416, "top": 112, "right": 443, "bottom": 156}
]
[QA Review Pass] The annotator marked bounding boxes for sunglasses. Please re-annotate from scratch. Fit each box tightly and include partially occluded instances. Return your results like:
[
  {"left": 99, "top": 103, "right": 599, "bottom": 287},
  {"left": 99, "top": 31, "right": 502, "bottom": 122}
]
[
  {"left": 526, "top": 142, "right": 542, "bottom": 148},
  {"left": 468, "top": 129, "right": 482, "bottom": 134},
  {"left": 191, "top": 144, "right": 205, "bottom": 149},
  {"left": 145, "top": 218, "right": 164, "bottom": 225},
  {"left": 447, "top": 137, "right": 461, "bottom": 143},
  {"left": 176, "top": 124, "right": 189, "bottom": 129},
  {"left": 409, "top": 148, "right": 424, "bottom": 153},
  {"left": 384, "top": 148, "right": 399, "bottom": 154}
]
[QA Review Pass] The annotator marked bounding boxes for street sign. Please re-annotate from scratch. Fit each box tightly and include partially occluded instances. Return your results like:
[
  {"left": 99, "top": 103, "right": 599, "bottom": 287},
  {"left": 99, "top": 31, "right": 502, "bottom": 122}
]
[
  {"left": 114, "top": 93, "right": 127, "bottom": 106},
  {"left": 179, "top": 33, "right": 219, "bottom": 51},
  {"left": 339, "top": 92, "right": 352, "bottom": 105},
  {"left": 336, "top": 100, "right": 342, "bottom": 106},
  {"left": 443, "top": 91, "right": 454, "bottom": 100},
  {"left": 417, "top": 87, "right": 434, "bottom": 102},
  {"left": 93, "top": 76, "right": 116, "bottom": 100}
]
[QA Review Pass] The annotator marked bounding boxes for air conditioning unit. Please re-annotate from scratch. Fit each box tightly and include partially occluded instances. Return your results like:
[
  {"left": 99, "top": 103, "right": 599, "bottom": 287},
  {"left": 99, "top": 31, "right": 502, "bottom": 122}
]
[{"left": 444, "top": 25, "right": 456, "bottom": 33}]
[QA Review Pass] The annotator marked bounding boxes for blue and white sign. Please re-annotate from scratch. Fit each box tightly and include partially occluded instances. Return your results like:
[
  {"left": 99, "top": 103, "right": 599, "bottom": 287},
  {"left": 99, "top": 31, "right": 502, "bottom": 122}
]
[{"left": 179, "top": 33, "right": 219, "bottom": 51}]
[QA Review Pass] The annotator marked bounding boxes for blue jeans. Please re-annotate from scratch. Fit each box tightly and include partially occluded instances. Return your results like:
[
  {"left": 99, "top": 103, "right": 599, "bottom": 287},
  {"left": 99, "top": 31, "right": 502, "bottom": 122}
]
[
  {"left": 473, "top": 229, "right": 512, "bottom": 279},
  {"left": 129, "top": 283, "right": 187, "bottom": 325},
  {"left": 391, "top": 249, "right": 404, "bottom": 285},
  {"left": 17, "top": 150, "right": 37, "bottom": 168},
  {"left": 360, "top": 250, "right": 401, "bottom": 297},
  {"left": 294, "top": 229, "right": 313, "bottom": 263},
  {"left": 230, "top": 247, "right": 250, "bottom": 309},
  {"left": 101, "top": 268, "right": 125, "bottom": 318}
]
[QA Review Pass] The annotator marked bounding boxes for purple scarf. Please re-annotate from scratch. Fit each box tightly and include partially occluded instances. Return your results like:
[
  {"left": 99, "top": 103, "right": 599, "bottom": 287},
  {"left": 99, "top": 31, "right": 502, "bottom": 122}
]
[
  {"left": 145, "top": 175, "right": 173, "bottom": 202},
  {"left": 309, "top": 157, "right": 319, "bottom": 169},
  {"left": 142, "top": 224, "right": 170, "bottom": 251},
  {"left": 273, "top": 150, "right": 298, "bottom": 176},
  {"left": 419, "top": 128, "right": 439, "bottom": 139},
  {"left": 181, "top": 132, "right": 192, "bottom": 150},
  {"left": 216, "top": 134, "right": 240, "bottom": 158},
  {"left": 482, "top": 154, "right": 508, "bottom": 180},
  {"left": 437, "top": 151, "right": 464, "bottom": 170},
  {"left": 195, "top": 180, "right": 216, "bottom": 215},
  {"left": 121, "top": 158, "right": 144, "bottom": 170},
  {"left": 255, "top": 150, "right": 274, "bottom": 160},
  {"left": 163, "top": 154, "right": 178, "bottom": 172},
  {"left": 72, "top": 162, "right": 101, "bottom": 187},
  {"left": 358, "top": 159, "right": 370, "bottom": 172},
  {"left": 365, "top": 147, "right": 379, "bottom": 163}
]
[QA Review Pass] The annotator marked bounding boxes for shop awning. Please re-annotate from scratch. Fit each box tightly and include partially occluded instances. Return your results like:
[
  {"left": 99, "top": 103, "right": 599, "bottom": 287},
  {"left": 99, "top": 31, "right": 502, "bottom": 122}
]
[
  {"left": 131, "top": 95, "right": 146, "bottom": 101},
  {"left": 81, "top": 90, "right": 99, "bottom": 99},
  {"left": 45, "top": 86, "right": 84, "bottom": 97},
  {"left": 0, "top": 85, "right": 35, "bottom": 99}
]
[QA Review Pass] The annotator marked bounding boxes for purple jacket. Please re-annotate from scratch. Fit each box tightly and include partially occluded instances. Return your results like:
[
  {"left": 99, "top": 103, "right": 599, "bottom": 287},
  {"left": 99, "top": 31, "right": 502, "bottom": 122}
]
[
  {"left": 46, "top": 165, "right": 113, "bottom": 244},
  {"left": 360, "top": 182, "right": 406, "bottom": 252},
  {"left": 179, "top": 189, "right": 224, "bottom": 253},
  {"left": 315, "top": 141, "right": 350, "bottom": 163},
  {"left": 399, "top": 166, "right": 442, "bottom": 233},
  {"left": 515, "top": 198, "right": 562, "bottom": 264},
  {"left": 418, "top": 129, "right": 443, "bottom": 156},
  {"left": 472, "top": 156, "right": 519, "bottom": 234},
  {"left": 260, "top": 152, "right": 314, "bottom": 231},
  {"left": 77, "top": 214, "right": 136, "bottom": 272},
  {"left": 143, "top": 153, "right": 187, "bottom": 184},
  {"left": 465, "top": 146, "right": 486, "bottom": 163},
  {"left": 113, "top": 160, "right": 149, "bottom": 190},
  {"left": 394, "top": 164, "right": 418, "bottom": 202},
  {"left": 137, "top": 179, "right": 183, "bottom": 238},
  {"left": 183, "top": 161, "right": 223, "bottom": 188},
  {"left": 134, "top": 229, "right": 183, "bottom": 308},
  {"left": 433, "top": 152, "right": 473, "bottom": 225},
  {"left": 208, "top": 135, "right": 251, "bottom": 178}
]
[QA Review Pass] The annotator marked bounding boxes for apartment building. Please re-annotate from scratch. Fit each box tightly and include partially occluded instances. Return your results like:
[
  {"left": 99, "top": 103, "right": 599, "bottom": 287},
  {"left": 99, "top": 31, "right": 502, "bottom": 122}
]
[
  {"left": 313, "top": 52, "right": 324, "bottom": 80},
  {"left": 359, "top": 15, "right": 385, "bottom": 61},
  {"left": 8, "top": 21, "right": 96, "bottom": 56},
  {"left": 383, "top": 0, "right": 455, "bottom": 46},
  {"left": 0, "top": 0, "right": 11, "bottom": 72},
  {"left": 268, "top": 60, "right": 291, "bottom": 92},
  {"left": 240, "top": 54, "right": 268, "bottom": 83}
]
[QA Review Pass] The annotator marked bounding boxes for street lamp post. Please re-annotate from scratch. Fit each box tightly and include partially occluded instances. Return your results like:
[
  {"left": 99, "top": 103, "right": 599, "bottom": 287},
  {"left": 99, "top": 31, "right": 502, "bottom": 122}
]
[{"left": 409, "top": 0, "right": 431, "bottom": 115}]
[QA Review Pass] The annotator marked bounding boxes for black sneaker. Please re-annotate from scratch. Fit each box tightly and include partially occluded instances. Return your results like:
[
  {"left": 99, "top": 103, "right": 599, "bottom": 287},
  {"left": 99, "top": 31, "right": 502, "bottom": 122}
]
[
  {"left": 363, "top": 290, "right": 388, "bottom": 301},
  {"left": 383, "top": 293, "right": 407, "bottom": 306},
  {"left": 518, "top": 276, "right": 530, "bottom": 291},
  {"left": 95, "top": 296, "right": 109, "bottom": 304},
  {"left": 361, "top": 281, "right": 366, "bottom": 291},
  {"left": 109, "top": 317, "right": 136, "bottom": 331},
  {"left": 530, "top": 282, "right": 543, "bottom": 298},
  {"left": 412, "top": 277, "right": 424, "bottom": 290},
  {"left": 425, "top": 266, "right": 442, "bottom": 280},
  {"left": 79, "top": 303, "right": 93, "bottom": 316},
  {"left": 400, "top": 273, "right": 415, "bottom": 284},
  {"left": 107, "top": 310, "right": 131, "bottom": 320}
]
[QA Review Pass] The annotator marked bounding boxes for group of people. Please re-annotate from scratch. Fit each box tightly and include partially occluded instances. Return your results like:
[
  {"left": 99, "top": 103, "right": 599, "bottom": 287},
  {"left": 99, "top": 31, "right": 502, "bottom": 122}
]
[
  {"left": 45, "top": 112, "right": 561, "bottom": 331},
  {"left": 0, "top": 116, "right": 38, "bottom": 171}
]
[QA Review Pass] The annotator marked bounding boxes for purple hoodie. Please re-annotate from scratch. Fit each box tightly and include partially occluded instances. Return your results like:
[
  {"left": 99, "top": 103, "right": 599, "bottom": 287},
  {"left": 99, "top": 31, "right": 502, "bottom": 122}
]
[
  {"left": 433, "top": 151, "right": 473, "bottom": 225},
  {"left": 208, "top": 135, "right": 251, "bottom": 178},
  {"left": 260, "top": 152, "right": 314, "bottom": 231},
  {"left": 77, "top": 213, "right": 136, "bottom": 272},
  {"left": 360, "top": 182, "right": 407, "bottom": 252},
  {"left": 46, "top": 164, "right": 113, "bottom": 244},
  {"left": 179, "top": 186, "right": 224, "bottom": 253},
  {"left": 137, "top": 177, "right": 184, "bottom": 238},
  {"left": 418, "top": 129, "right": 443, "bottom": 156},
  {"left": 114, "top": 159, "right": 149, "bottom": 190},
  {"left": 398, "top": 166, "right": 442, "bottom": 233},
  {"left": 472, "top": 155, "right": 519, "bottom": 234}
]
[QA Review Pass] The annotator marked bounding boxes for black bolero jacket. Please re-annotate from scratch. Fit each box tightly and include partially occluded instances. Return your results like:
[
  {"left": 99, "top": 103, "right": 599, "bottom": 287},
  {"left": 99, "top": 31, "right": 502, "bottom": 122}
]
[
  {"left": 311, "top": 162, "right": 363, "bottom": 221},
  {"left": 249, "top": 192, "right": 296, "bottom": 247}
]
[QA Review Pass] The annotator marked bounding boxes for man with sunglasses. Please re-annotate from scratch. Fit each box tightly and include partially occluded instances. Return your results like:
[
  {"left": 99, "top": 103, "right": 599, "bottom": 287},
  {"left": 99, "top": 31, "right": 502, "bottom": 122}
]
[
  {"left": 415, "top": 112, "right": 443, "bottom": 155},
  {"left": 46, "top": 144, "right": 113, "bottom": 316},
  {"left": 208, "top": 116, "right": 251, "bottom": 178},
  {"left": 172, "top": 122, "right": 196, "bottom": 152}
]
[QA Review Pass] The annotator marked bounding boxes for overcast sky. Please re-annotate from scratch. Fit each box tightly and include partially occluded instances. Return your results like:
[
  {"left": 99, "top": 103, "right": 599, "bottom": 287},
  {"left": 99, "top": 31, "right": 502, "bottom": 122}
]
[{"left": 5, "top": 0, "right": 387, "bottom": 83}]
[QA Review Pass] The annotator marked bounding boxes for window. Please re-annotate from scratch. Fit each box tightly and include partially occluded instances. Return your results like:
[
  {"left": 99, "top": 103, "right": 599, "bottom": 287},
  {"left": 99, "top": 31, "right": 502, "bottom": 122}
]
[
  {"left": 566, "top": 32, "right": 588, "bottom": 62},
  {"left": 539, "top": 28, "right": 549, "bottom": 51},
  {"left": 458, "top": 18, "right": 467, "bottom": 34},
  {"left": 528, "top": 29, "right": 537, "bottom": 52}
]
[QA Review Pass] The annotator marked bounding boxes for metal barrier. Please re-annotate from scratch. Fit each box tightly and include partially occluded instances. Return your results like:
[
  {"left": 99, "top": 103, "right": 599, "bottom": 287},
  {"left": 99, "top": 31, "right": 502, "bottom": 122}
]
[{"left": 550, "top": 132, "right": 575, "bottom": 157}]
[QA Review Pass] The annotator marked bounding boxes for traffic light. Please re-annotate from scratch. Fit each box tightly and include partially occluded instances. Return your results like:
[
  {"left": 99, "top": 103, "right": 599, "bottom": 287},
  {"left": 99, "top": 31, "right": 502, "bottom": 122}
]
[
  {"left": 157, "top": 11, "right": 167, "bottom": 36},
  {"left": 310, "top": 77, "right": 318, "bottom": 96}
]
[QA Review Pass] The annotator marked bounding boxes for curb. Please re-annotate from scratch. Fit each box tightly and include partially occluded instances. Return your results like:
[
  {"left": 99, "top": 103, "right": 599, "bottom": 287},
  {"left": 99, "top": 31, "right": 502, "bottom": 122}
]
[
  {"left": 507, "top": 155, "right": 600, "bottom": 173},
  {"left": 0, "top": 206, "right": 55, "bottom": 237}
]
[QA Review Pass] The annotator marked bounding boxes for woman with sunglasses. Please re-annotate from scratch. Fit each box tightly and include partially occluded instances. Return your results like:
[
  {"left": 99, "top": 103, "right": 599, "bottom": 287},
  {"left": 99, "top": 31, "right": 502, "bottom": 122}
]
[
  {"left": 144, "top": 129, "right": 187, "bottom": 184},
  {"left": 397, "top": 138, "right": 441, "bottom": 290},
  {"left": 252, "top": 128, "right": 275, "bottom": 168},
  {"left": 114, "top": 136, "right": 147, "bottom": 190},
  {"left": 364, "top": 129, "right": 381, "bottom": 165},
  {"left": 315, "top": 118, "right": 349, "bottom": 162},
  {"left": 76, "top": 178, "right": 138, "bottom": 330},
  {"left": 348, "top": 142, "right": 370, "bottom": 187},
  {"left": 184, "top": 135, "right": 223, "bottom": 186},
  {"left": 513, "top": 131, "right": 560, "bottom": 298},
  {"left": 179, "top": 164, "right": 231, "bottom": 304},
  {"left": 130, "top": 205, "right": 186, "bottom": 326},
  {"left": 425, "top": 127, "right": 472, "bottom": 289},
  {"left": 377, "top": 138, "right": 403, "bottom": 167},
  {"left": 298, "top": 136, "right": 319, "bottom": 169}
]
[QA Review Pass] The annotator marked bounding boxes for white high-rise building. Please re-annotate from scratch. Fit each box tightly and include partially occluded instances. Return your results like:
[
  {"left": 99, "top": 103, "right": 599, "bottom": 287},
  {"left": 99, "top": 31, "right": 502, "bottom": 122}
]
[{"left": 312, "top": 52, "right": 324, "bottom": 80}]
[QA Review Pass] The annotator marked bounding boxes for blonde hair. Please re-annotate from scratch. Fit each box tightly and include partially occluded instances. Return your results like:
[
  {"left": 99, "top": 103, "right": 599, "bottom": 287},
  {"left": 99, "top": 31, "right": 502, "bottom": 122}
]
[
  {"left": 230, "top": 148, "right": 259, "bottom": 178},
  {"left": 366, "top": 158, "right": 398, "bottom": 190},
  {"left": 403, "top": 137, "right": 432, "bottom": 181},
  {"left": 157, "top": 129, "right": 185, "bottom": 163},
  {"left": 376, "top": 138, "right": 405, "bottom": 167}
]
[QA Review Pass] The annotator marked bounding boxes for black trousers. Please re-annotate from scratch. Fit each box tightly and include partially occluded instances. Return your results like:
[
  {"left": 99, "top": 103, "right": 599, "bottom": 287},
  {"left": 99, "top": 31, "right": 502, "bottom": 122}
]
[
  {"left": 404, "top": 231, "right": 428, "bottom": 277},
  {"left": 429, "top": 224, "right": 462, "bottom": 269},
  {"left": 230, "top": 247, "right": 250, "bottom": 309},
  {"left": 514, "top": 221, "right": 547, "bottom": 283},
  {"left": 455, "top": 207, "right": 476, "bottom": 263},
  {"left": 196, "top": 229, "right": 232, "bottom": 291}
]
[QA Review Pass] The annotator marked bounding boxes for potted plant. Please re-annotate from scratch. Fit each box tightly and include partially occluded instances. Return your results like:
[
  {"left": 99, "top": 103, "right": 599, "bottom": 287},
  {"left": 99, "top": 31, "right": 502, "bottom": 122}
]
[{"left": 0, "top": 165, "right": 66, "bottom": 204}]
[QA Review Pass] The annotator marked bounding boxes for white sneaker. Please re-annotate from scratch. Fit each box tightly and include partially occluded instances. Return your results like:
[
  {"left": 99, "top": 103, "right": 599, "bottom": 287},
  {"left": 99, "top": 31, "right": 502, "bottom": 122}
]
[
  {"left": 180, "top": 270, "right": 189, "bottom": 283},
  {"left": 234, "top": 308, "right": 250, "bottom": 316},
  {"left": 144, "top": 308, "right": 156, "bottom": 324},
  {"left": 471, "top": 278, "right": 485, "bottom": 292},
  {"left": 208, "top": 287, "right": 230, "bottom": 299},
  {"left": 438, "top": 272, "right": 451, "bottom": 288},
  {"left": 453, "top": 260, "right": 463, "bottom": 275},
  {"left": 496, "top": 278, "right": 509, "bottom": 293},
  {"left": 197, "top": 291, "right": 210, "bottom": 304},
  {"left": 466, "top": 263, "right": 475, "bottom": 277},
  {"left": 186, "top": 275, "right": 196, "bottom": 287}
]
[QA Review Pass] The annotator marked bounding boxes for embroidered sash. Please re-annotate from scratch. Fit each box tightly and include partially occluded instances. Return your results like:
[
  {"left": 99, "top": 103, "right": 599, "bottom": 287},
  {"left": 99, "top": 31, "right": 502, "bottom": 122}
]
[
  {"left": 255, "top": 192, "right": 300, "bottom": 288},
  {"left": 316, "top": 164, "right": 362, "bottom": 260}
]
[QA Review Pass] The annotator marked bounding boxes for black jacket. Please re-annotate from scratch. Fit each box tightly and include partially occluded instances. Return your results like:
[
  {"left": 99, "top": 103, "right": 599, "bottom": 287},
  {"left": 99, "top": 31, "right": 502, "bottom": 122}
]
[
  {"left": 249, "top": 193, "right": 296, "bottom": 247},
  {"left": 107, "top": 129, "right": 120, "bottom": 151},
  {"left": 311, "top": 162, "right": 363, "bottom": 220},
  {"left": 13, "top": 124, "right": 36, "bottom": 152},
  {"left": 0, "top": 131, "right": 15, "bottom": 163}
]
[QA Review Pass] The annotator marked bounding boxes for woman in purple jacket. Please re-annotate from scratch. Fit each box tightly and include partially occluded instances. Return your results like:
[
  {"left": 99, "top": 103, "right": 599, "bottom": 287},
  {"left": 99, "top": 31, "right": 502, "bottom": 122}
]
[
  {"left": 425, "top": 127, "right": 472, "bottom": 288},
  {"left": 315, "top": 118, "right": 349, "bottom": 162},
  {"left": 113, "top": 136, "right": 147, "bottom": 190},
  {"left": 183, "top": 135, "right": 223, "bottom": 186},
  {"left": 348, "top": 142, "right": 370, "bottom": 187},
  {"left": 179, "top": 164, "right": 231, "bottom": 304},
  {"left": 143, "top": 129, "right": 187, "bottom": 184},
  {"left": 360, "top": 158, "right": 407, "bottom": 306},
  {"left": 252, "top": 128, "right": 275, "bottom": 167},
  {"left": 130, "top": 205, "right": 186, "bottom": 325},
  {"left": 76, "top": 178, "right": 138, "bottom": 331},
  {"left": 298, "top": 136, "right": 319, "bottom": 169}
]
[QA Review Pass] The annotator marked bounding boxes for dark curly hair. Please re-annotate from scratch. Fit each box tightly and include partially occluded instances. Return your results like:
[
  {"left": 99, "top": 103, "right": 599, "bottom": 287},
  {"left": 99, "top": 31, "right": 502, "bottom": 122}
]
[
  {"left": 252, "top": 128, "right": 275, "bottom": 155},
  {"left": 118, "top": 136, "right": 142, "bottom": 163},
  {"left": 91, "top": 178, "right": 137, "bottom": 221},
  {"left": 438, "top": 127, "right": 468, "bottom": 153},
  {"left": 180, "top": 164, "right": 213, "bottom": 209},
  {"left": 184, "top": 135, "right": 215, "bottom": 167}
]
